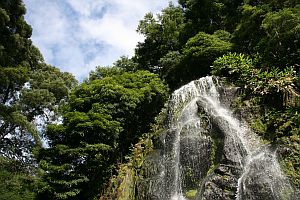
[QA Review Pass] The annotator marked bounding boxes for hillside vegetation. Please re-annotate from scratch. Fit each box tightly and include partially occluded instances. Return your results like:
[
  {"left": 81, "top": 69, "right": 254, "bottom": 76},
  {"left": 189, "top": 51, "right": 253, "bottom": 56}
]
[{"left": 0, "top": 0, "right": 299, "bottom": 199}]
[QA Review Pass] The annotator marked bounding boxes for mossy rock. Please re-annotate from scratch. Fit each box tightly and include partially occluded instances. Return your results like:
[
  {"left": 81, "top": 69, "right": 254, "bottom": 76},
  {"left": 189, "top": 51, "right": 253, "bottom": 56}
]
[{"left": 185, "top": 189, "right": 197, "bottom": 199}]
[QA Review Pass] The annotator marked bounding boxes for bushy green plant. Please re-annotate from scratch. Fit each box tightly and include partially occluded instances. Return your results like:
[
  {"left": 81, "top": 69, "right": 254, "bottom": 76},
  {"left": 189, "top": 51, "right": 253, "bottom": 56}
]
[
  {"left": 0, "top": 157, "right": 37, "bottom": 200},
  {"left": 262, "top": 107, "right": 300, "bottom": 140},
  {"left": 212, "top": 53, "right": 296, "bottom": 96},
  {"left": 37, "top": 70, "right": 169, "bottom": 200},
  {"left": 212, "top": 52, "right": 253, "bottom": 82}
]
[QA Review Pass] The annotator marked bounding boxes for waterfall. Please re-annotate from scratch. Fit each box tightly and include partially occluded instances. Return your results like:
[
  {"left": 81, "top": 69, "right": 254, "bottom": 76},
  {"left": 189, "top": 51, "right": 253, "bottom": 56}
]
[{"left": 139, "top": 76, "right": 296, "bottom": 200}]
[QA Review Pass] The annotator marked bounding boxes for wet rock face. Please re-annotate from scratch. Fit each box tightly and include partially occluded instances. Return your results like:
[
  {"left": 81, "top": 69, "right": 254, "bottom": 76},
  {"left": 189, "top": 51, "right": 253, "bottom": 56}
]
[
  {"left": 198, "top": 164, "right": 242, "bottom": 200},
  {"left": 136, "top": 149, "right": 164, "bottom": 200},
  {"left": 135, "top": 77, "right": 296, "bottom": 200},
  {"left": 196, "top": 117, "right": 244, "bottom": 200},
  {"left": 137, "top": 106, "right": 244, "bottom": 200},
  {"left": 217, "top": 85, "right": 240, "bottom": 109},
  {"left": 137, "top": 125, "right": 214, "bottom": 200},
  {"left": 180, "top": 134, "right": 212, "bottom": 191}
]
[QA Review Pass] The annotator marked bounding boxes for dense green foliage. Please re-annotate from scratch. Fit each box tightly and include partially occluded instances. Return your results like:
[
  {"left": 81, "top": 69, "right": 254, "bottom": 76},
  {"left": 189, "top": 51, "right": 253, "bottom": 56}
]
[
  {"left": 134, "top": 0, "right": 299, "bottom": 90},
  {"left": 134, "top": 3, "right": 235, "bottom": 89},
  {"left": 0, "top": 0, "right": 42, "bottom": 161},
  {"left": 1, "top": 0, "right": 299, "bottom": 199},
  {"left": 134, "top": 3, "right": 185, "bottom": 72},
  {"left": 0, "top": 0, "right": 42, "bottom": 68},
  {"left": 0, "top": 0, "right": 77, "bottom": 162},
  {"left": 178, "top": 0, "right": 243, "bottom": 36},
  {"left": 158, "top": 30, "right": 232, "bottom": 89},
  {"left": 212, "top": 53, "right": 295, "bottom": 98},
  {"left": 0, "top": 157, "right": 37, "bottom": 200},
  {"left": 212, "top": 52, "right": 300, "bottom": 187},
  {"left": 36, "top": 70, "right": 168, "bottom": 199},
  {"left": 0, "top": 1, "right": 77, "bottom": 199},
  {"left": 233, "top": 0, "right": 299, "bottom": 67}
]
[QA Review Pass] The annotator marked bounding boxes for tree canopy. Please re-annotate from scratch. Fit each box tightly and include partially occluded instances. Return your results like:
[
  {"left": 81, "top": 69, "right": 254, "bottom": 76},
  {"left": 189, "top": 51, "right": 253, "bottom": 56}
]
[
  {"left": 0, "top": 1, "right": 77, "bottom": 199},
  {"left": 36, "top": 69, "right": 169, "bottom": 200}
]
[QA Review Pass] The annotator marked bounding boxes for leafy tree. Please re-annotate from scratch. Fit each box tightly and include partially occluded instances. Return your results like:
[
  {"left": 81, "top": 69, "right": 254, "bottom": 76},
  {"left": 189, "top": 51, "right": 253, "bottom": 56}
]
[
  {"left": 259, "top": 7, "right": 300, "bottom": 67},
  {"left": 244, "top": 0, "right": 297, "bottom": 9},
  {"left": 159, "top": 51, "right": 185, "bottom": 89},
  {"left": 0, "top": 0, "right": 43, "bottom": 68},
  {"left": 134, "top": 3, "right": 185, "bottom": 72},
  {"left": 0, "top": 0, "right": 42, "bottom": 125},
  {"left": 135, "top": 1, "right": 237, "bottom": 90},
  {"left": 233, "top": 0, "right": 300, "bottom": 68},
  {"left": 212, "top": 52, "right": 254, "bottom": 81},
  {"left": 179, "top": 0, "right": 243, "bottom": 39},
  {"left": 88, "top": 66, "right": 124, "bottom": 82},
  {"left": 0, "top": 0, "right": 41, "bottom": 164},
  {"left": 0, "top": 63, "right": 77, "bottom": 166},
  {"left": 181, "top": 31, "right": 232, "bottom": 83},
  {"left": 88, "top": 57, "right": 138, "bottom": 82},
  {"left": 37, "top": 70, "right": 169, "bottom": 200},
  {"left": 0, "top": 156, "right": 37, "bottom": 200},
  {"left": 0, "top": 0, "right": 77, "bottom": 174},
  {"left": 22, "top": 64, "right": 77, "bottom": 121},
  {"left": 113, "top": 56, "right": 138, "bottom": 72},
  {"left": 149, "top": 30, "right": 232, "bottom": 90}
]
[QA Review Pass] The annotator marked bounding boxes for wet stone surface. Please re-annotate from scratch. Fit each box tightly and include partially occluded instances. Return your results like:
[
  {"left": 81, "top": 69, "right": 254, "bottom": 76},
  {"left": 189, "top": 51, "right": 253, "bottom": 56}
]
[{"left": 135, "top": 77, "right": 297, "bottom": 200}]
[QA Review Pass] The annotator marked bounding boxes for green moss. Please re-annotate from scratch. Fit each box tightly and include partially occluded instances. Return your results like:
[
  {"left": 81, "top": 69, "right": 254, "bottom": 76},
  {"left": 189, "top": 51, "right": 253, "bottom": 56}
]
[
  {"left": 100, "top": 108, "right": 167, "bottom": 200},
  {"left": 224, "top": 188, "right": 231, "bottom": 193},
  {"left": 251, "top": 118, "right": 267, "bottom": 134},
  {"left": 280, "top": 135, "right": 300, "bottom": 188},
  {"left": 116, "top": 166, "right": 136, "bottom": 200},
  {"left": 185, "top": 189, "right": 198, "bottom": 199}
]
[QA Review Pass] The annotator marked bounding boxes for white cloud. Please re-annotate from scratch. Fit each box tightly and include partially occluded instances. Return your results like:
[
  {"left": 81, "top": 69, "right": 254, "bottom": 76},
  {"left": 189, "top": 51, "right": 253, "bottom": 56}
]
[
  {"left": 24, "top": 0, "right": 176, "bottom": 80},
  {"left": 79, "top": 16, "right": 144, "bottom": 53},
  {"left": 65, "top": 0, "right": 106, "bottom": 17}
]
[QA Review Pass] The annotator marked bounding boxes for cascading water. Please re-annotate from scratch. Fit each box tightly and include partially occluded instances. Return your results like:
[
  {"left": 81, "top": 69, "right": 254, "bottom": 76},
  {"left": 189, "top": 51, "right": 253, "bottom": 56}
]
[{"left": 138, "top": 76, "right": 297, "bottom": 200}]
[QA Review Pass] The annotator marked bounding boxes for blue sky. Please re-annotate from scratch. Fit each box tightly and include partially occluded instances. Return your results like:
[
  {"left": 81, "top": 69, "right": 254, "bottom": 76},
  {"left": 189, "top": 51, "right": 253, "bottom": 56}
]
[{"left": 24, "top": 0, "right": 175, "bottom": 80}]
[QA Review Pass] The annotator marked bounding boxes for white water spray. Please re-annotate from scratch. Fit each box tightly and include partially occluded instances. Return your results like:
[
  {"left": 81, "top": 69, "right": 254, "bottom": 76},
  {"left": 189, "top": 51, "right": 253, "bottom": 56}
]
[{"left": 150, "top": 76, "right": 295, "bottom": 200}]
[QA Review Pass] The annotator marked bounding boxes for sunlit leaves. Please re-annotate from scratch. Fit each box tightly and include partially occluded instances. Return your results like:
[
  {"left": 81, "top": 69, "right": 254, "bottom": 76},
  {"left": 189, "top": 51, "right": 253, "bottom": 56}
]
[
  {"left": 181, "top": 31, "right": 233, "bottom": 82},
  {"left": 212, "top": 53, "right": 296, "bottom": 96},
  {"left": 135, "top": 3, "right": 185, "bottom": 72},
  {"left": 0, "top": 0, "right": 77, "bottom": 167},
  {"left": 183, "top": 31, "right": 232, "bottom": 59},
  {"left": 37, "top": 70, "right": 168, "bottom": 199},
  {"left": 233, "top": 2, "right": 300, "bottom": 67},
  {"left": 259, "top": 8, "right": 300, "bottom": 66}
]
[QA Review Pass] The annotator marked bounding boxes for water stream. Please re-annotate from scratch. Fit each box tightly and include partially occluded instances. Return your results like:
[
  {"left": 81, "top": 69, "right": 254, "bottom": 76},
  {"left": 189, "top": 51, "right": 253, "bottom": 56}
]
[{"left": 144, "top": 76, "right": 296, "bottom": 200}]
